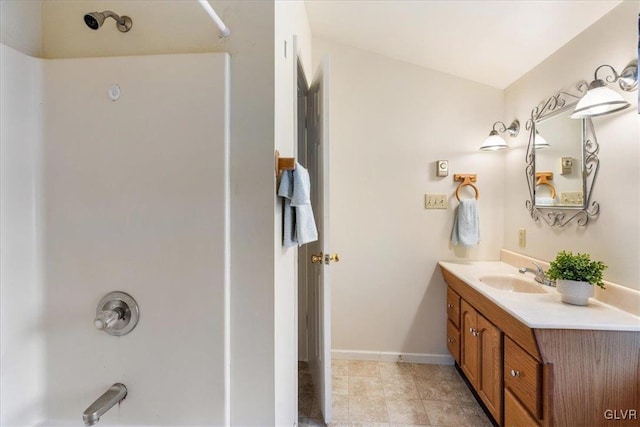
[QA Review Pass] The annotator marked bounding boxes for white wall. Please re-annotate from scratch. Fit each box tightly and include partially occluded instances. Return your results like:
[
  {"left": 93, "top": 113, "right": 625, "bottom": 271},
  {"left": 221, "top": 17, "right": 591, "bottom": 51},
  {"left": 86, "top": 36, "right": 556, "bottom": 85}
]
[
  {"left": 274, "top": 2, "right": 313, "bottom": 425},
  {"left": 0, "top": 44, "right": 45, "bottom": 427},
  {"left": 504, "top": 1, "right": 640, "bottom": 291},
  {"left": 0, "top": 0, "right": 42, "bottom": 57},
  {"left": 312, "top": 38, "right": 504, "bottom": 359},
  {"left": 42, "top": 52, "right": 228, "bottom": 426}
]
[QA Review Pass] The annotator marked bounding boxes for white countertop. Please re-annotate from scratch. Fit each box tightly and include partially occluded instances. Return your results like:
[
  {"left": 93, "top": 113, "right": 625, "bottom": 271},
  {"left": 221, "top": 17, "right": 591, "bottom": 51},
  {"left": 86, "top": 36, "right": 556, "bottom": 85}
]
[{"left": 439, "top": 261, "right": 640, "bottom": 332}]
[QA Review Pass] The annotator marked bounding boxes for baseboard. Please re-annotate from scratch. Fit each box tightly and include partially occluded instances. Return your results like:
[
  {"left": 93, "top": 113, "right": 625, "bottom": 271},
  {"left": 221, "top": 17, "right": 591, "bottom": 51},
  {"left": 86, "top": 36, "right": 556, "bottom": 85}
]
[{"left": 331, "top": 349, "right": 454, "bottom": 365}]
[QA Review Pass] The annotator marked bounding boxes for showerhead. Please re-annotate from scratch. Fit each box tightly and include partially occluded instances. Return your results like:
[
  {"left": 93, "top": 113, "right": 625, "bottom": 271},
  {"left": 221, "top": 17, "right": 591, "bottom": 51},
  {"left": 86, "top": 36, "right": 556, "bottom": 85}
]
[
  {"left": 84, "top": 12, "right": 104, "bottom": 30},
  {"left": 83, "top": 11, "right": 132, "bottom": 33}
]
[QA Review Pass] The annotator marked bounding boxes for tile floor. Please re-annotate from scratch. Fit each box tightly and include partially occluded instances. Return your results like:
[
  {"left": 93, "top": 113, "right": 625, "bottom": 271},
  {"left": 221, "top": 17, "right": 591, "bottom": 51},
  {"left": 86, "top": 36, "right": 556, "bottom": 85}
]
[{"left": 298, "top": 360, "right": 493, "bottom": 427}]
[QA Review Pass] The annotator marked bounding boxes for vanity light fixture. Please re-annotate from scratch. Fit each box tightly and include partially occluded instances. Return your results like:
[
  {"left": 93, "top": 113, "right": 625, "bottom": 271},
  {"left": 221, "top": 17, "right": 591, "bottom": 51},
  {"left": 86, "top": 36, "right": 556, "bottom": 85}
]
[
  {"left": 480, "top": 119, "right": 520, "bottom": 151},
  {"left": 534, "top": 130, "right": 550, "bottom": 149},
  {"left": 570, "top": 60, "right": 638, "bottom": 119}
]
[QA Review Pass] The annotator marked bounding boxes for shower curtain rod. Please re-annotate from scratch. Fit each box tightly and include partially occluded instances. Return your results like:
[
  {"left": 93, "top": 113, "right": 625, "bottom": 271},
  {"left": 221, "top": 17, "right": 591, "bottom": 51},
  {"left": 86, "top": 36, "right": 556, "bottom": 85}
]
[{"left": 198, "top": 0, "right": 231, "bottom": 38}]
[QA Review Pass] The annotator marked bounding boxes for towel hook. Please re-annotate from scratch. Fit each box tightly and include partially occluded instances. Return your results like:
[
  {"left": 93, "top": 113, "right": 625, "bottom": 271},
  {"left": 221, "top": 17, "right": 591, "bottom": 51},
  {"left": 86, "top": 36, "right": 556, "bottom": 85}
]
[
  {"left": 454, "top": 174, "right": 479, "bottom": 201},
  {"left": 535, "top": 172, "right": 556, "bottom": 199},
  {"left": 275, "top": 150, "right": 295, "bottom": 178}
]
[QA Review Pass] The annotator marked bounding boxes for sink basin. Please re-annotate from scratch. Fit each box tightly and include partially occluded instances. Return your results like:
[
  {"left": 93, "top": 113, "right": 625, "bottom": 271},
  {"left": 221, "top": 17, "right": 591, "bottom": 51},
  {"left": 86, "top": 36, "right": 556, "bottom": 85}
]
[{"left": 478, "top": 274, "right": 549, "bottom": 294}]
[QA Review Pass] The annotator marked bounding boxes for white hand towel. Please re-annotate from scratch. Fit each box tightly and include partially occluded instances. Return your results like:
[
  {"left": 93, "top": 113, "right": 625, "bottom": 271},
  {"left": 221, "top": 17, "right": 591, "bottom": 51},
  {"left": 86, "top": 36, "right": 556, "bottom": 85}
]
[
  {"left": 451, "top": 199, "right": 480, "bottom": 246},
  {"left": 277, "top": 162, "right": 318, "bottom": 247}
]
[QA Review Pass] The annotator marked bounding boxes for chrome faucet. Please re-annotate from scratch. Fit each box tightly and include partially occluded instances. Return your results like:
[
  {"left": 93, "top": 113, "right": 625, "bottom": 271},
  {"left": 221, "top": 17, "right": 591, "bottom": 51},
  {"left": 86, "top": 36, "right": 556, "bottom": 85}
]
[
  {"left": 83, "top": 383, "right": 127, "bottom": 426},
  {"left": 519, "top": 261, "right": 556, "bottom": 287}
]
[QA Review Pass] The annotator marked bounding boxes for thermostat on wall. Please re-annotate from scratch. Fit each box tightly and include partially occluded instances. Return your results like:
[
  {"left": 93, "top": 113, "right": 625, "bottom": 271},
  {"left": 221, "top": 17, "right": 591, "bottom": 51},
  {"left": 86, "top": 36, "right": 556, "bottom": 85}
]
[{"left": 436, "top": 160, "right": 449, "bottom": 177}]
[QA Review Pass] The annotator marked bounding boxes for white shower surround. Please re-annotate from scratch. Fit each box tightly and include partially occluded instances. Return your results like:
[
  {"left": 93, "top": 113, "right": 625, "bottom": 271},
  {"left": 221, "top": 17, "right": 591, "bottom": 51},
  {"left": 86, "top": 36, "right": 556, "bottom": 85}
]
[{"left": 1, "top": 45, "right": 230, "bottom": 426}]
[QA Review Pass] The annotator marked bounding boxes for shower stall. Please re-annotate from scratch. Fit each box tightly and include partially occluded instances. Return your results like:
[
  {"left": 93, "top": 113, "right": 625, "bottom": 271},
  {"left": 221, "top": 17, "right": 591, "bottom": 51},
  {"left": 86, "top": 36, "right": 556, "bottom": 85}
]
[{"left": 1, "top": 43, "right": 231, "bottom": 425}]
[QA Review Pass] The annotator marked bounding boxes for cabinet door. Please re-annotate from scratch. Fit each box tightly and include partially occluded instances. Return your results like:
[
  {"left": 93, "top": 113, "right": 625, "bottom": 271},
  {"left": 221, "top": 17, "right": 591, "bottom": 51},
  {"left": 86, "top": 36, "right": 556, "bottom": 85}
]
[
  {"left": 478, "top": 313, "right": 503, "bottom": 425},
  {"left": 460, "top": 300, "right": 479, "bottom": 388}
]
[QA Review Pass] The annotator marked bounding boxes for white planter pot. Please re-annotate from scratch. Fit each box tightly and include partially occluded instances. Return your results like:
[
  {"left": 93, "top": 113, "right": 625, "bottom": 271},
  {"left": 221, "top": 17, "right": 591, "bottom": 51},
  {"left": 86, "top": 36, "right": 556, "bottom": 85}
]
[{"left": 556, "top": 279, "right": 595, "bottom": 306}]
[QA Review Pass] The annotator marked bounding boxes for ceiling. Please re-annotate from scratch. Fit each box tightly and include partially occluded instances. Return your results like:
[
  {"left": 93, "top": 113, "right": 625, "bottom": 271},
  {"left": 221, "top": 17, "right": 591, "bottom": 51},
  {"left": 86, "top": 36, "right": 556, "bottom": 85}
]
[{"left": 304, "top": 0, "right": 622, "bottom": 89}]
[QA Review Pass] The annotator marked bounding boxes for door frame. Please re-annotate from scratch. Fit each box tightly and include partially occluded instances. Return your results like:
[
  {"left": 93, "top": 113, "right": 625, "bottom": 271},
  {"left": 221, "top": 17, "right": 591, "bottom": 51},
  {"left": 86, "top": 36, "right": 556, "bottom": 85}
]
[{"left": 296, "top": 56, "right": 310, "bottom": 363}]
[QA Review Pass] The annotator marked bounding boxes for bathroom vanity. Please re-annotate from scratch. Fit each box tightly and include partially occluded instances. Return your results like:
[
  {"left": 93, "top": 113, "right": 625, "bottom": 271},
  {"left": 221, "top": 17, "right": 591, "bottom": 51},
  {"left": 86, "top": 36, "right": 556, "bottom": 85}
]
[{"left": 439, "top": 261, "right": 640, "bottom": 427}]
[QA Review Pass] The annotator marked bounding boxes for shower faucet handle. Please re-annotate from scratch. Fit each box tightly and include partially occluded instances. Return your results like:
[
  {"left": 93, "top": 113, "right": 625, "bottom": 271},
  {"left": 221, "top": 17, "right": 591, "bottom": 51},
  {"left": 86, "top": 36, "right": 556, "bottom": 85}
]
[
  {"left": 94, "top": 291, "right": 139, "bottom": 336},
  {"left": 94, "top": 308, "right": 123, "bottom": 330}
]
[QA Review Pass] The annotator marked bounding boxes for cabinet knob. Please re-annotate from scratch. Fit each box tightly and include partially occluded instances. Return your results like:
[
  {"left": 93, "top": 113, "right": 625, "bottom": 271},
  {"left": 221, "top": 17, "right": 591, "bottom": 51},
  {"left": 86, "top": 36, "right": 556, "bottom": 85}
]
[
  {"left": 510, "top": 369, "right": 521, "bottom": 377},
  {"left": 468, "top": 328, "right": 479, "bottom": 337},
  {"left": 447, "top": 337, "right": 455, "bottom": 343},
  {"left": 447, "top": 304, "right": 454, "bottom": 308}
]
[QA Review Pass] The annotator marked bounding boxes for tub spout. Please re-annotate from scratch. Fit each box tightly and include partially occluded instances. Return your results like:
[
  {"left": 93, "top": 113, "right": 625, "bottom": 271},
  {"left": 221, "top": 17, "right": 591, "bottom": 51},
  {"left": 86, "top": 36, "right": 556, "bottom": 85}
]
[{"left": 82, "top": 383, "right": 127, "bottom": 426}]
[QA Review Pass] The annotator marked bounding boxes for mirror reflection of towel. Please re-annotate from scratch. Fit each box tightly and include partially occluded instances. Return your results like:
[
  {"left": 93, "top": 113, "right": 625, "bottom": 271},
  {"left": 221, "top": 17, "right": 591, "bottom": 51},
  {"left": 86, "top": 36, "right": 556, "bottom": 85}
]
[
  {"left": 535, "top": 197, "right": 555, "bottom": 206},
  {"left": 277, "top": 162, "right": 318, "bottom": 247},
  {"left": 451, "top": 199, "right": 480, "bottom": 246}
]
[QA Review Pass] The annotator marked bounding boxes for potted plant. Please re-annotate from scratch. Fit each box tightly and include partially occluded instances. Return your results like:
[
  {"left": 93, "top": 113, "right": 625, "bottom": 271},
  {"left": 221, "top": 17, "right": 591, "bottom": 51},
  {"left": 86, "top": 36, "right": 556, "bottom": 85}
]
[{"left": 547, "top": 251, "right": 607, "bottom": 306}]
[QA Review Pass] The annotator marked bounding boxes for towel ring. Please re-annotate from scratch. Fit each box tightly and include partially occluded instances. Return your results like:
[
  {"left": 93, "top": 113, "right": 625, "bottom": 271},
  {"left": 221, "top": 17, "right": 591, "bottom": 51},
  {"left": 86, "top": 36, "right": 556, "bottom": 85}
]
[
  {"left": 454, "top": 174, "right": 479, "bottom": 201},
  {"left": 455, "top": 183, "right": 479, "bottom": 201},
  {"left": 535, "top": 172, "right": 556, "bottom": 199}
]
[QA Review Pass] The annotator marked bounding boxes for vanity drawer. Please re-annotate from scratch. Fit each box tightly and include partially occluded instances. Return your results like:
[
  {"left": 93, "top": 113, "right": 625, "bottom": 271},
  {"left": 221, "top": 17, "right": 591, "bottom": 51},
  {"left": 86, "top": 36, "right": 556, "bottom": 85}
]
[
  {"left": 446, "top": 319, "right": 460, "bottom": 364},
  {"left": 504, "top": 336, "right": 542, "bottom": 420},
  {"left": 446, "top": 287, "right": 461, "bottom": 328},
  {"left": 505, "top": 388, "right": 540, "bottom": 427}
]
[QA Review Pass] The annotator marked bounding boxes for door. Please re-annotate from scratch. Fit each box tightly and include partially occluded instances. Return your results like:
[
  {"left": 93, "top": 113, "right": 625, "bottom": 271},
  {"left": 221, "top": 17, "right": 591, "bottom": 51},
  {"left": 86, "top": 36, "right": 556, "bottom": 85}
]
[{"left": 306, "top": 58, "right": 332, "bottom": 423}]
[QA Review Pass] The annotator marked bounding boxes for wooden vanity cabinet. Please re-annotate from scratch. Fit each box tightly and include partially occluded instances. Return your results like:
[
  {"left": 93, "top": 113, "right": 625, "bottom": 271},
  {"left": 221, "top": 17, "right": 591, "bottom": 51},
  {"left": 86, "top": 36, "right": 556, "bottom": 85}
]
[
  {"left": 442, "top": 264, "right": 640, "bottom": 427},
  {"left": 444, "top": 272, "right": 540, "bottom": 427}
]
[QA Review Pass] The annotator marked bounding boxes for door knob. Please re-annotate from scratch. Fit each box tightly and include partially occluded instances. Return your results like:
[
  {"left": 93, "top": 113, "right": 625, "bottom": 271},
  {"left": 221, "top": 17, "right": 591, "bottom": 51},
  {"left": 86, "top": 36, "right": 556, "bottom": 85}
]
[{"left": 311, "top": 252, "right": 340, "bottom": 264}]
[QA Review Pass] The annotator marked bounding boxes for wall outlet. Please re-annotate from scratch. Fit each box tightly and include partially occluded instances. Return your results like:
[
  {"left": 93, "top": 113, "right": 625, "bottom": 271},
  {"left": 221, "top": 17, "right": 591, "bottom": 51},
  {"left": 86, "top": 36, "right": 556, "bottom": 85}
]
[
  {"left": 518, "top": 228, "right": 526, "bottom": 248},
  {"left": 425, "top": 193, "right": 447, "bottom": 209},
  {"left": 560, "top": 192, "right": 584, "bottom": 205}
]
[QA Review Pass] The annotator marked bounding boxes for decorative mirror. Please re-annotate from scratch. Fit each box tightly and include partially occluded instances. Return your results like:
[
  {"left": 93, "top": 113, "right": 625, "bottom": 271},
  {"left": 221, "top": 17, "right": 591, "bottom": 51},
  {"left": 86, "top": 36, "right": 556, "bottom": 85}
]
[{"left": 525, "top": 82, "right": 600, "bottom": 227}]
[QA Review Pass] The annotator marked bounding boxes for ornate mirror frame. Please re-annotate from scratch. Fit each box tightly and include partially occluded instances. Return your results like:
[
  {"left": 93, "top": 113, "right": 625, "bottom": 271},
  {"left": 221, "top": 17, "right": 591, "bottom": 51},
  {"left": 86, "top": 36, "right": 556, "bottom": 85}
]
[{"left": 525, "top": 82, "right": 600, "bottom": 227}]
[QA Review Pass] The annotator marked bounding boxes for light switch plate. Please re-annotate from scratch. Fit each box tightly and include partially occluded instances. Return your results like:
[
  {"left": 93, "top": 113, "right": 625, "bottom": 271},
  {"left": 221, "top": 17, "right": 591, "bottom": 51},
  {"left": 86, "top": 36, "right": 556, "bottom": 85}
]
[
  {"left": 436, "top": 160, "right": 449, "bottom": 177},
  {"left": 425, "top": 193, "right": 448, "bottom": 209},
  {"left": 560, "top": 192, "right": 584, "bottom": 205}
]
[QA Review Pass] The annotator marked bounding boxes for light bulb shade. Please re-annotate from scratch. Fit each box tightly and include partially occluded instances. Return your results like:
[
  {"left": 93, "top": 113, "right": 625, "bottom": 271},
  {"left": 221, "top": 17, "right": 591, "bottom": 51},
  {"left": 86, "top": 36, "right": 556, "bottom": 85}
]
[
  {"left": 571, "top": 85, "right": 630, "bottom": 118},
  {"left": 534, "top": 132, "right": 550, "bottom": 149},
  {"left": 480, "top": 134, "right": 508, "bottom": 151}
]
